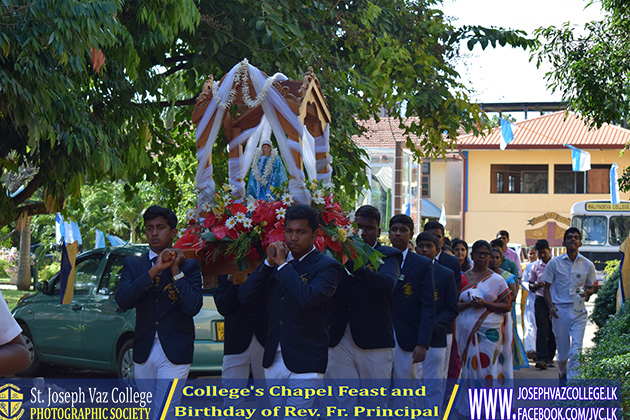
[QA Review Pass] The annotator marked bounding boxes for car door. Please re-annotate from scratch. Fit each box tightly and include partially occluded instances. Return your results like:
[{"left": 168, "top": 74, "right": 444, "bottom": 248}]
[
  {"left": 81, "top": 254, "right": 134, "bottom": 364},
  {"left": 30, "top": 255, "right": 104, "bottom": 360}
]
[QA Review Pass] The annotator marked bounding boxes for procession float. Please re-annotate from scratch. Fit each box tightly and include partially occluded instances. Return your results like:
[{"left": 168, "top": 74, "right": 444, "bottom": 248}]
[{"left": 175, "top": 60, "right": 381, "bottom": 287}]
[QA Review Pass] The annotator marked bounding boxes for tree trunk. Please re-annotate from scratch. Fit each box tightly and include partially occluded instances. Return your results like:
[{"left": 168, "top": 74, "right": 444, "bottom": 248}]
[{"left": 16, "top": 216, "right": 31, "bottom": 291}]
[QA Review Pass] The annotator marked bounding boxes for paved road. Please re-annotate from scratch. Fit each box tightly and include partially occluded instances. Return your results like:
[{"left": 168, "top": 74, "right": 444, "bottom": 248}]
[{"left": 513, "top": 299, "right": 597, "bottom": 380}]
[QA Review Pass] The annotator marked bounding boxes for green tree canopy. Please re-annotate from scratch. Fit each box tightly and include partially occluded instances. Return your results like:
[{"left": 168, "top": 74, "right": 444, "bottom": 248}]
[
  {"left": 1, "top": 0, "right": 534, "bottom": 227},
  {"left": 533, "top": 0, "right": 630, "bottom": 190}
]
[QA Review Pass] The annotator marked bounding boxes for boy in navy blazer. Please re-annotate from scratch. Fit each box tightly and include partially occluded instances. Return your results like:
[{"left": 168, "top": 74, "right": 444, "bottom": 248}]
[
  {"left": 424, "top": 220, "right": 461, "bottom": 380},
  {"left": 214, "top": 274, "right": 267, "bottom": 381},
  {"left": 116, "top": 205, "right": 202, "bottom": 415},
  {"left": 389, "top": 214, "right": 435, "bottom": 380},
  {"left": 238, "top": 204, "right": 342, "bottom": 409},
  {"left": 327, "top": 205, "right": 401, "bottom": 405},
  {"left": 415, "top": 231, "right": 458, "bottom": 408}
]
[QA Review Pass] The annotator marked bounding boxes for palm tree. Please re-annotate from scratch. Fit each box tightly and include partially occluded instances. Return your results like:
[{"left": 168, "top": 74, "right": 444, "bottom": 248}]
[{"left": 16, "top": 215, "right": 31, "bottom": 290}]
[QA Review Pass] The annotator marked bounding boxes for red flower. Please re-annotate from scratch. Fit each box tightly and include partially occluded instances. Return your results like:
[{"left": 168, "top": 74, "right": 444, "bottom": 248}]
[
  {"left": 314, "top": 235, "right": 325, "bottom": 251},
  {"left": 252, "top": 200, "right": 282, "bottom": 226},
  {"left": 263, "top": 221, "right": 285, "bottom": 248},
  {"left": 226, "top": 227, "right": 240, "bottom": 240},
  {"left": 324, "top": 235, "right": 342, "bottom": 253},
  {"left": 230, "top": 202, "right": 248, "bottom": 216},
  {"left": 212, "top": 225, "right": 229, "bottom": 240},
  {"left": 174, "top": 233, "right": 198, "bottom": 249},
  {"left": 202, "top": 213, "right": 217, "bottom": 228}
]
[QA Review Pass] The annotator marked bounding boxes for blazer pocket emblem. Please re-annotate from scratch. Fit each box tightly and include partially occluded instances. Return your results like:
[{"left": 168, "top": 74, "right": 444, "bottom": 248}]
[{"left": 403, "top": 283, "right": 414, "bottom": 297}]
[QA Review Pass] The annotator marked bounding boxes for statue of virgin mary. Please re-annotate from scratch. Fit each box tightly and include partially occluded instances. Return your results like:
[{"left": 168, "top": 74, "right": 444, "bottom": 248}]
[{"left": 247, "top": 139, "right": 288, "bottom": 200}]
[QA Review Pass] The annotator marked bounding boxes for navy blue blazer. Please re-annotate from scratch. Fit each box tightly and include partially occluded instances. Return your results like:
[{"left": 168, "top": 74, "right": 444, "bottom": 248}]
[
  {"left": 115, "top": 254, "right": 202, "bottom": 365},
  {"left": 437, "top": 252, "right": 462, "bottom": 334},
  {"left": 214, "top": 275, "right": 267, "bottom": 355},
  {"left": 392, "top": 252, "right": 435, "bottom": 352},
  {"left": 429, "top": 262, "right": 459, "bottom": 348},
  {"left": 238, "top": 249, "right": 342, "bottom": 374},
  {"left": 329, "top": 243, "right": 401, "bottom": 349}
]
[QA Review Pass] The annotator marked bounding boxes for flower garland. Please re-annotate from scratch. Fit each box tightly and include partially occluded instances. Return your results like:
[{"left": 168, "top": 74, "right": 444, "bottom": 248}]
[
  {"left": 175, "top": 181, "right": 384, "bottom": 273},
  {"left": 211, "top": 59, "right": 276, "bottom": 110},
  {"left": 251, "top": 148, "right": 279, "bottom": 186}
]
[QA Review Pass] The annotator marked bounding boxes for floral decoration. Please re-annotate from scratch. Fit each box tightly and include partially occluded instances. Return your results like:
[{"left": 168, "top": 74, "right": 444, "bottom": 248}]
[{"left": 175, "top": 181, "right": 382, "bottom": 272}]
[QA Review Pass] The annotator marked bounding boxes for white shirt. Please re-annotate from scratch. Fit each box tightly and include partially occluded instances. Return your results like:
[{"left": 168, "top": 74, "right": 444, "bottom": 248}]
[
  {"left": 148, "top": 249, "right": 159, "bottom": 265},
  {"left": 400, "top": 248, "right": 409, "bottom": 270},
  {"left": 0, "top": 290, "right": 22, "bottom": 346},
  {"left": 543, "top": 252, "right": 595, "bottom": 305}
]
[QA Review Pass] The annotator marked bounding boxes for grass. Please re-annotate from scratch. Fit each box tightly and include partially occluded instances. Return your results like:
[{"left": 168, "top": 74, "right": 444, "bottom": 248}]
[{"left": 2, "top": 288, "right": 35, "bottom": 311}]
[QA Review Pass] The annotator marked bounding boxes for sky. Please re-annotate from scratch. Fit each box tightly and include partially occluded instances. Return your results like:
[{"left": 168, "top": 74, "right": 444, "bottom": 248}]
[{"left": 441, "top": 0, "right": 606, "bottom": 119}]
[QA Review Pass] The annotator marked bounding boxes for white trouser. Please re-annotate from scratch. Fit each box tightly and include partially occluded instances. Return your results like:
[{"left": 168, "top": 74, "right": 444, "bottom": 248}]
[
  {"left": 393, "top": 341, "right": 417, "bottom": 380},
  {"left": 264, "top": 345, "right": 323, "bottom": 417},
  {"left": 325, "top": 326, "right": 393, "bottom": 407},
  {"left": 393, "top": 339, "right": 421, "bottom": 408},
  {"left": 523, "top": 293, "right": 538, "bottom": 353},
  {"left": 221, "top": 335, "right": 264, "bottom": 408},
  {"left": 417, "top": 344, "right": 448, "bottom": 410},
  {"left": 134, "top": 337, "right": 190, "bottom": 420},
  {"left": 551, "top": 303, "right": 587, "bottom": 379},
  {"left": 222, "top": 335, "right": 265, "bottom": 381}
]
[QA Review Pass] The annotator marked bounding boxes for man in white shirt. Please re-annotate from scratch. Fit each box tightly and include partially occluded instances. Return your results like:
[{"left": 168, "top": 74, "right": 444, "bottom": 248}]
[{"left": 543, "top": 227, "right": 595, "bottom": 379}]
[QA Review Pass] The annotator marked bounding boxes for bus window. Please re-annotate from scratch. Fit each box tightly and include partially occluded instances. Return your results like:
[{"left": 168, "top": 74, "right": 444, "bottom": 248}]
[
  {"left": 573, "top": 215, "right": 607, "bottom": 245},
  {"left": 609, "top": 216, "right": 630, "bottom": 245}
]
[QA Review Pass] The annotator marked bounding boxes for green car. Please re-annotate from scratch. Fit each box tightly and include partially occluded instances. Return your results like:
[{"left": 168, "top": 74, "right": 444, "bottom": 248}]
[{"left": 12, "top": 245, "right": 224, "bottom": 381}]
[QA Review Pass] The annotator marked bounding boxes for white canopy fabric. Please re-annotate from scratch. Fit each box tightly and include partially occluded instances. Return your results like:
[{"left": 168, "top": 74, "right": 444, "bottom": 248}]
[{"left": 195, "top": 59, "right": 331, "bottom": 209}]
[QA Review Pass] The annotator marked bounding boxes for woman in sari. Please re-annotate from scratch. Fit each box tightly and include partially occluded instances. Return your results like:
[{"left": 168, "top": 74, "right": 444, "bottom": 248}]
[
  {"left": 489, "top": 247, "right": 530, "bottom": 370},
  {"left": 456, "top": 240, "right": 513, "bottom": 384}
]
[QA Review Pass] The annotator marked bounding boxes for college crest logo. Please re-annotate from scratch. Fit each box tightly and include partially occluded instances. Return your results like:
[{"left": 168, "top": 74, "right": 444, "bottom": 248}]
[
  {"left": 0, "top": 384, "right": 24, "bottom": 420},
  {"left": 403, "top": 283, "right": 414, "bottom": 297}
]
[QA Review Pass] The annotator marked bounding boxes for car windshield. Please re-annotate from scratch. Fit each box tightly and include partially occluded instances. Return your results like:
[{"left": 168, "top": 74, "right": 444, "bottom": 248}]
[
  {"left": 573, "top": 215, "right": 607, "bottom": 245},
  {"left": 609, "top": 216, "right": 630, "bottom": 245}
]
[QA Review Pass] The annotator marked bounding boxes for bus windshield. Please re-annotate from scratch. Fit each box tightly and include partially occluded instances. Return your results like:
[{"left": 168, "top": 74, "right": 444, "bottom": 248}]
[
  {"left": 573, "top": 215, "right": 607, "bottom": 245},
  {"left": 609, "top": 216, "right": 630, "bottom": 245}
]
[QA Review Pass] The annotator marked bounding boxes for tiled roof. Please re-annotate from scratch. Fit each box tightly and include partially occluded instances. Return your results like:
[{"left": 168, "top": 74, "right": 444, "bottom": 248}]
[
  {"left": 352, "top": 117, "right": 465, "bottom": 158},
  {"left": 458, "top": 111, "right": 630, "bottom": 150},
  {"left": 352, "top": 117, "right": 422, "bottom": 148}
]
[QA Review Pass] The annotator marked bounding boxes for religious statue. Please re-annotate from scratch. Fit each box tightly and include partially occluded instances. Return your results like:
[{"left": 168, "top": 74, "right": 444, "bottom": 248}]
[{"left": 247, "top": 139, "right": 288, "bottom": 200}]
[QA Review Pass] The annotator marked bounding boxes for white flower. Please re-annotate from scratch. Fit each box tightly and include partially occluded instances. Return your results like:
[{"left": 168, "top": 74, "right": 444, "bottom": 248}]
[
  {"left": 312, "top": 190, "right": 325, "bottom": 205},
  {"left": 234, "top": 212, "right": 246, "bottom": 223},
  {"left": 322, "top": 181, "right": 334, "bottom": 190},
  {"left": 246, "top": 196, "right": 257, "bottom": 212},
  {"left": 276, "top": 207, "right": 286, "bottom": 220},
  {"left": 186, "top": 208, "right": 197, "bottom": 220},
  {"left": 242, "top": 218, "right": 253, "bottom": 228},
  {"left": 281, "top": 193, "right": 294, "bottom": 205},
  {"left": 345, "top": 224, "right": 355, "bottom": 235},
  {"left": 201, "top": 202, "right": 213, "bottom": 212},
  {"left": 226, "top": 217, "right": 237, "bottom": 229},
  {"left": 357, "top": 228, "right": 363, "bottom": 237},
  {"left": 348, "top": 210, "right": 356, "bottom": 223}
]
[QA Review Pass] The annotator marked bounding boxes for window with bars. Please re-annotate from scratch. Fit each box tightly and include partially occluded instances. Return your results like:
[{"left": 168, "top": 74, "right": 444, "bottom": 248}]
[
  {"left": 422, "top": 161, "right": 430, "bottom": 197},
  {"left": 554, "top": 164, "right": 610, "bottom": 194},
  {"left": 491, "top": 164, "right": 548, "bottom": 194}
]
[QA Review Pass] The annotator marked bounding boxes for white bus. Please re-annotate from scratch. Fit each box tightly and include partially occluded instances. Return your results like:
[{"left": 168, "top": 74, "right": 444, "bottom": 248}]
[{"left": 571, "top": 200, "right": 630, "bottom": 289}]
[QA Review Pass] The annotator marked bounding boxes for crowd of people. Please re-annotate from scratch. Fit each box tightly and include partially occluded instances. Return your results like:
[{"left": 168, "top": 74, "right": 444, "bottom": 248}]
[
  {"left": 1, "top": 202, "right": 597, "bottom": 418},
  {"left": 213, "top": 204, "right": 597, "bottom": 415}
]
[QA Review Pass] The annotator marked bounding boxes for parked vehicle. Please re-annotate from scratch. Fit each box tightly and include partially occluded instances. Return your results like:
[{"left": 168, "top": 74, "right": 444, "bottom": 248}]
[
  {"left": 12, "top": 245, "right": 224, "bottom": 381},
  {"left": 571, "top": 200, "right": 630, "bottom": 291}
]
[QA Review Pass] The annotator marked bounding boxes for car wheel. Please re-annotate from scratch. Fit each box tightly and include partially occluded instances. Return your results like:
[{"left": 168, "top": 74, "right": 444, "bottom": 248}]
[
  {"left": 117, "top": 339, "right": 135, "bottom": 387},
  {"left": 18, "top": 326, "right": 41, "bottom": 376}
]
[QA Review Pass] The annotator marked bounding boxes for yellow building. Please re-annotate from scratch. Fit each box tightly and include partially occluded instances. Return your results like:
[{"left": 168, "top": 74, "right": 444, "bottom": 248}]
[{"left": 457, "top": 111, "right": 630, "bottom": 246}]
